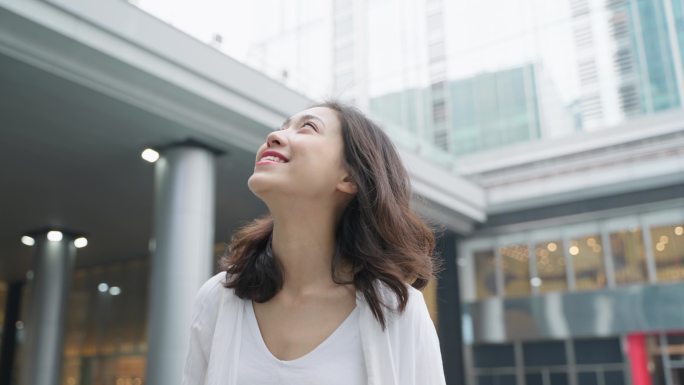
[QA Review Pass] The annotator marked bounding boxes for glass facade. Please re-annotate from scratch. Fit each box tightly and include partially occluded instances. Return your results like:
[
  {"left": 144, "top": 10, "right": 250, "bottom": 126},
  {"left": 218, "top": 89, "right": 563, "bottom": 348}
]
[
  {"left": 534, "top": 240, "right": 567, "bottom": 293},
  {"left": 61, "top": 260, "right": 149, "bottom": 385},
  {"left": 474, "top": 249, "right": 497, "bottom": 299},
  {"left": 633, "top": 0, "right": 681, "bottom": 111},
  {"left": 471, "top": 338, "right": 627, "bottom": 385},
  {"left": 463, "top": 207, "right": 684, "bottom": 385},
  {"left": 132, "top": 0, "right": 684, "bottom": 164},
  {"left": 463, "top": 208, "right": 684, "bottom": 299},
  {"left": 611, "top": 229, "right": 648, "bottom": 285},
  {"left": 500, "top": 244, "right": 531, "bottom": 297},
  {"left": 651, "top": 223, "right": 684, "bottom": 282},
  {"left": 570, "top": 234, "right": 607, "bottom": 291}
]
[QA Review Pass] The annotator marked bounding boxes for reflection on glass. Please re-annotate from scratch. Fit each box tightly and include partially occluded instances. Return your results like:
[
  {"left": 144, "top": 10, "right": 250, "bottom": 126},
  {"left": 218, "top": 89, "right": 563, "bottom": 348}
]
[
  {"left": 610, "top": 229, "right": 647, "bottom": 285},
  {"left": 63, "top": 260, "right": 149, "bottom": 383},
  {"left": 571, "top": 235, "right": 607, "bottom": 291},
  {"left": 650, "top": 224, "right": 684, "bottom": 282},
  {"left": 535, "top": 240, "right": 566, "bottom": 293},
  {"left": 647, "top": 335, "right": 667, "bottom": 385},
  {"left": 667, "top": 334, "right": 684, "bottom": 363},
  {"left": 500, "top": 244, "right": 530, "bottom": 297},
  {"left": 474, "top": 250, "right": 497, "bottom": 299}
]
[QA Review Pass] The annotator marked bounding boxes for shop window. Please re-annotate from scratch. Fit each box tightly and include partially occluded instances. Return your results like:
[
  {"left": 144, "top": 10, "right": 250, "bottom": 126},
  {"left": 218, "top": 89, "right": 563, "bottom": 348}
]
[
  {"left": 570, "top": 234, "right": 607, "bottom": 290},
  {"left": 523, "top": 340, "right": 567, "bottom": 366},
  {"left": 603, "top": 370, "right": 626, "bottom": 385},
  {"left": 577, "top": 372, "right": 599, "bottom": 385},
  {"left": 534, "top": 240, "right": 567, "bottom": 293},
  {"left": 474, "top": 249, "right": 497, "bottom": 299},
  {"left": 650, "top": 223, "right": 684, "bottom": 282},
  {"left": 667, "top": 334, "right": 684, "bottom": 363},
  {"left": 500, "top": 244, "right": 530, "bottom": 297},
  {"left": 473, "top": 343, "right": 516, "bottom": 368},
  {"left": 475, "top": 374, "right": 516, "bottom": 385},
  {"left": 62, "top": 260, "right": 149, "bottom": 384},
  {"left": 574, "top": 337, "right": 623, "bottom": 364},
  {"left": 610, "top": 229, "right": 647, "bottom": 285},
  {"left": 525, "top": 373, "right": 543, "bottom": 385},
  {"left": 549, "top": 372, "right": 569, "bottom": 385}
]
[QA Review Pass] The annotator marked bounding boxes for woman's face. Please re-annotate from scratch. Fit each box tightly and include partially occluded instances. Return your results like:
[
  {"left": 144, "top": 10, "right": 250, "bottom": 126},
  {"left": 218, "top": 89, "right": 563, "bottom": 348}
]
[{"left": 248, "top": 107, "right": 354, "bottom": 204}]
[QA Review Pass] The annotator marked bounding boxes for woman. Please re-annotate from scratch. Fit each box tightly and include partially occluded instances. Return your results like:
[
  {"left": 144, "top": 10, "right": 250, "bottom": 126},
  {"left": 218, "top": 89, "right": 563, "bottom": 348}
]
[{"left": 182, "top": 101, "right": 447, "bottom": 385}]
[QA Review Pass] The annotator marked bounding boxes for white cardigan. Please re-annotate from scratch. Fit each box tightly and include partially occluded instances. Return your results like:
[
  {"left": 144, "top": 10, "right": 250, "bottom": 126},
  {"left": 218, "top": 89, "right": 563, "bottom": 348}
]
[{"left": 182, "top": 272, "right": 447, "bottom": 385}]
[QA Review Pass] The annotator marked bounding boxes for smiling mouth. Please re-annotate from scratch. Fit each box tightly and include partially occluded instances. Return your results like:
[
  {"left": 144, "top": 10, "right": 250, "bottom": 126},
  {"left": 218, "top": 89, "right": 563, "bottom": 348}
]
[
  {"left": 258, "top": 155, "right": 287, "bottom": 164},
  {"left": 256, "top": 151, "right": 289, "bottom": 165}
]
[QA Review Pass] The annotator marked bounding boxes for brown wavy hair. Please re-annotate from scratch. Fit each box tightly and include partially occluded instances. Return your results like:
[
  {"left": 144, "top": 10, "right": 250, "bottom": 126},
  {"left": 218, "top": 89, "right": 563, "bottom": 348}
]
[{"left": 220, "top": 101, "right": 438, "bottom": 329}]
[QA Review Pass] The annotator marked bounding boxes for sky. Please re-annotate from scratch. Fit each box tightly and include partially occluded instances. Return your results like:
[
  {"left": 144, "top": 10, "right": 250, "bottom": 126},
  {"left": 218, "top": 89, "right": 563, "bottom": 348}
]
[{"left": 133, "top": 0, "right": 579, "bottom": 100}]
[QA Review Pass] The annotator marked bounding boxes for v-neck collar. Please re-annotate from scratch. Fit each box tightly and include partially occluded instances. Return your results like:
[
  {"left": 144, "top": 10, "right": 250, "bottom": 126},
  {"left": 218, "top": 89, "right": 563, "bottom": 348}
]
[{"left": 246, "top": 299, "right": 359, "bottom": 365}]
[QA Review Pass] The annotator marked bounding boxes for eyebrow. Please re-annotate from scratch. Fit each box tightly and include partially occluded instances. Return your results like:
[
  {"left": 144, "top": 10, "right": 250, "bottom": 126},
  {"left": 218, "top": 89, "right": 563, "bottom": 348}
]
[{"left": 280, "top": 114, "right": 326, "bottom": 130}]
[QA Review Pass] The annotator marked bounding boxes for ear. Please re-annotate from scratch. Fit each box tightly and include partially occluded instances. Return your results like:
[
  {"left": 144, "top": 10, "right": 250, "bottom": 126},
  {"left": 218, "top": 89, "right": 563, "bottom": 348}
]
[{"left": 336, "top": 173, "right": 358, "bottom": 195}]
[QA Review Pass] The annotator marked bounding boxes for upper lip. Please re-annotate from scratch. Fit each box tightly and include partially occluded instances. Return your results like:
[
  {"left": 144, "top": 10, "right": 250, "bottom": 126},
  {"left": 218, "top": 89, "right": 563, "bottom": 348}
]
[{"left": 258, "top": 150, "right": 289, "bottom": 162}]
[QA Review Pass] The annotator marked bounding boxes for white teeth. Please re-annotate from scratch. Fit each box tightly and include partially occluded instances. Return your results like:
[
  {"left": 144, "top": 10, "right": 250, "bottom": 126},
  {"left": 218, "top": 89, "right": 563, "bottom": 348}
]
[{"left": 262, "top": 155, "right": 285, "bottom": 163}]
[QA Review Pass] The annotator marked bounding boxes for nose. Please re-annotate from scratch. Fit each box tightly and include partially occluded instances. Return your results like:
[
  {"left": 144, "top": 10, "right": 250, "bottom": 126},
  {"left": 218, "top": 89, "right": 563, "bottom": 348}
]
[{"left": 266, "top": 129, "right": 286, "bottom": 148}]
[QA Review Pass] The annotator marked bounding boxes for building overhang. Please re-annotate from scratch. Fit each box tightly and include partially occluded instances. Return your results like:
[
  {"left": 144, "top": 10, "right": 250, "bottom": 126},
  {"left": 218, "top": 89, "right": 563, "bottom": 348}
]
[{"left": 457, "top": 110, "right": 684, "bottom": 215}]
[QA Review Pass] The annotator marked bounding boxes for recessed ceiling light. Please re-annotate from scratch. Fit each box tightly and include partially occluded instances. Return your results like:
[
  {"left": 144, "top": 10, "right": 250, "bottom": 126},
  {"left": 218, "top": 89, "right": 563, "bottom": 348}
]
[
  {"left": 21, "top": 236, "right": 35, "bottom": 246},
  {"left": 141, "top": 148, "right": 160, "bottom": 163},
  {"left": 74, "top": 237, "right": 88, "bottom": 248},
  {"left": 47, "top": 231, "right": 63, "bottom": 242}
]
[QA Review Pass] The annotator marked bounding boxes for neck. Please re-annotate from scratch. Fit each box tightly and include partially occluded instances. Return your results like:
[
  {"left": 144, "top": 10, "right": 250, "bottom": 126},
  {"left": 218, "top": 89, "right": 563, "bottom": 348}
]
[{"left": 268, "top": 200, "right": 343, "bottom": 297}]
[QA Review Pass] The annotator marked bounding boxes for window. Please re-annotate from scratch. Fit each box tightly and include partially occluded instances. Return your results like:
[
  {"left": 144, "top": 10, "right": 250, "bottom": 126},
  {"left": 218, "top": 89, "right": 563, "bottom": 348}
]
[
  {"left": 473, "top": 344, "right": 516, "bottom": 368},
  {"left": 500, "top": 244, "right": 531, "bottom": 297},
  {"left": 535, "top": 240, "right": 567, "bottom": 293},
  {"left": 574, "top": 338, "right": 623, "bottom": 364},
  {"left": 610, "top": 229, "right": 647, "bottom": 285},
  {"left": 650, "top": 224, "right": 684, "bottom": 282},
  {"left": 474, "top": 250, "right": 497, "bottom": 299},
  {"left": 523, "top": 341, "right": 567, "bottom": 366},
  {"left": 475, "top": 374, "right": 516, "bottom": 385},
  {"left": 432, "top": 100, "right": 446, "bottom": 123},
  {"left": 571, "top": 234, "right": 607, "bottom": 290}
]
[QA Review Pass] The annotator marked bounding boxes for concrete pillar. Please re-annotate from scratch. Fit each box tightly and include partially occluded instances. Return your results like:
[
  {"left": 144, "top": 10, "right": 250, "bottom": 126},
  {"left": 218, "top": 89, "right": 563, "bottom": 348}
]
[
  {"left": 145, "top": 143, "right": 216, "bottom": 385},
  {"left": 21, "top": 231, "right": 77, "bottom": 385}
]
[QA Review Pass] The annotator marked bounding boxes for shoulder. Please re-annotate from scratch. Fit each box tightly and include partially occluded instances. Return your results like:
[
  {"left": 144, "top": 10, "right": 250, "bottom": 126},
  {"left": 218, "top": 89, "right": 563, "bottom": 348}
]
[
  {"left": 191, "top": 271, "right": 234, "bottom": 320},
  {"left": 195, "top": 271, "right": 228, "bottom": 300},
  {"left": 373, "top": 280, "right": 433, "bottom": 328}
]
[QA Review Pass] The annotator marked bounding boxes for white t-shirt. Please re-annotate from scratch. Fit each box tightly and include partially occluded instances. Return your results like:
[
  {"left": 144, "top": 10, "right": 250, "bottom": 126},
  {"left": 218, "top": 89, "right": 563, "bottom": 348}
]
[{"left": 236, "top": 300, "right": 366, "bottom": 385}]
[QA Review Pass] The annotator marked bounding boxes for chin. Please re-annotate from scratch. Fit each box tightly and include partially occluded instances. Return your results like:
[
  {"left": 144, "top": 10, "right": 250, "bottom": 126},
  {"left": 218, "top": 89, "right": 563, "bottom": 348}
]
[{"left": 247, "top": 173, "right": 279, "bottom": 198}]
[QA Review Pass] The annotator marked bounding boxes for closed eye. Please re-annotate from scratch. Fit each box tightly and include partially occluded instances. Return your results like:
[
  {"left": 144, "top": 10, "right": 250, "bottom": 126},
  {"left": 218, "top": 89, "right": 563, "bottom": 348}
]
[{"left": 304, "top": 122, "right": 318, "bottom": 132}]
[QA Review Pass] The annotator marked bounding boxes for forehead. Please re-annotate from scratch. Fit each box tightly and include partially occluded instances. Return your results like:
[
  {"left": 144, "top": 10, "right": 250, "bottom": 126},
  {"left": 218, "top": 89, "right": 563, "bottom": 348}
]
[{"left": 285, "top": 106, "right": 341, "bottom": 133}]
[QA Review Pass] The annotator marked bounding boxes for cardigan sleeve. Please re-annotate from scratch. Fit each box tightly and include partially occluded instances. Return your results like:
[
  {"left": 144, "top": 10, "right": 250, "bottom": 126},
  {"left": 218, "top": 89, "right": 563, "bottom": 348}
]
[
  {"left": 408, "top": 287, "right": 447, "bottom": 385},
  {"left": 181, "top": 272, "right": 226, "bottom": 385}
]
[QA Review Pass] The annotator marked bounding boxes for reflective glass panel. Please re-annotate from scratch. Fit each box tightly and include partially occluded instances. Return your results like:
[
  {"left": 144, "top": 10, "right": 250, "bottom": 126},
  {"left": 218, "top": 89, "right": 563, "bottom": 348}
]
[
  {"left": 500, "top": 244, "right": 531, "bottom": 297},
  {"left": 667, "top": 334, "right": 684, "bottom": 363},
  {"left": 650, "top": 224, "right": 684, "bottom": 282},
  {"left": 610, "top": 229, "right": 647, "bottom": 285},
  {"left": 535, "top": 240, "right": 566, "bottom": 293},
  {"left": 474, "top": 249, "right": 497, "bottom": 299},
  {"left": 571, "top": 234, "right": 607, "bottom": 290}
]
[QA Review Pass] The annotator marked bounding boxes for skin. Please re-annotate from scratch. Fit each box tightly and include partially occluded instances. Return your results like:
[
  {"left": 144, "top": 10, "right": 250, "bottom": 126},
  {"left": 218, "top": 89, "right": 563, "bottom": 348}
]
[{"left": 247, "top": 106, "right": 358, "bottom": 361}]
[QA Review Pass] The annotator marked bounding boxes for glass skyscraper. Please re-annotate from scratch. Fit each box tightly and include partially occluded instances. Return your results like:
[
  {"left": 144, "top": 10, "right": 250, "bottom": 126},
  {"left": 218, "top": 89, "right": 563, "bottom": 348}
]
[{"left": 369, "top": 64, "right": 543, "bottom": 156}]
